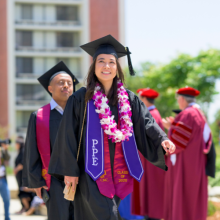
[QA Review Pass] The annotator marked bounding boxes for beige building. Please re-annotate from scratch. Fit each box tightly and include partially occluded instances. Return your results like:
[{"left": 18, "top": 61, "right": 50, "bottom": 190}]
[{"left": 0, "top": 0, "right": 125, "bottom": 138}]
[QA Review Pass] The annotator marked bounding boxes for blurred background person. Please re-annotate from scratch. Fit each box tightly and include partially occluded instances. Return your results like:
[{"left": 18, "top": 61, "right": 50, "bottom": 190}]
[
  {"left": 22, "top": 194, "right": 44, "bottom": 216},
  {"left": 0, "top": 141, "right": 11, "bottom": 220},
  {"left": 14, "top": 136, "right": 33, "bottom": 214},
  {"left": 131, "top": 88, "right": 165, "bottom": 220},
  {"left": 162, "top": 87, "right": 215, "bottom": 220}
]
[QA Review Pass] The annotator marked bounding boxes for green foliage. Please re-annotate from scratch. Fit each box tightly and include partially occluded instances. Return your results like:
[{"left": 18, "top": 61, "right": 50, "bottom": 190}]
[
  {"left": 210, "top": 110, "right": 220, "bottom": 146},
  {"left": 125, "top": 49, "right": 220, "bottom": 182},
  {"left": 209, "top": 171, "right": 220, "bottom": 187},
  {"left": 208, "top": 201, "right": 216, "bottom": 216},
  {"left": 6, "top": 166, "right": 13, "bottom": 175},
  {"left": 125, "top": 49, "right": 220, "bottom": 118}
]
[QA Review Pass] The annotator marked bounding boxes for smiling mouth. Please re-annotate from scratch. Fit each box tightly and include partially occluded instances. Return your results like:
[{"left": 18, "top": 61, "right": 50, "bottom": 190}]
[{"left": 102, "top": 71, "right": 111, "bottom": 75}]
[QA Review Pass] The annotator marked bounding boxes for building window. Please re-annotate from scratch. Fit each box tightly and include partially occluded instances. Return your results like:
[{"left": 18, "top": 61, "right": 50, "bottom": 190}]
[
  {"left": 16, "top": 85, "right": 49, "bottom": 102},
  {"left": 56, "top": 58, "right": 69, "bottom": 66},
  {"left": 21, "top": 4, "right": 33, "bottom": 20},
  {"left": 16, "top": 31, "right": 33, "bottom": 47},
  {"left": 16, "top": 57, "right": 33, "bottom": 74},
  {"left": 17, "top": 111, "right": 32, "bottom": 127},
  {"left": 57, "top": 32, "right": 73, "bottom": 47},
  {"left": 56, "top": 6, "right": 78, "bottom": 21}
]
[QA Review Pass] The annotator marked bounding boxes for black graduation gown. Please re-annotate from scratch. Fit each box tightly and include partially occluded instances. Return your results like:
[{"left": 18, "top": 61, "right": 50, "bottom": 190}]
[
  {"left": 15, "top": 147, "right": 25, "bottom": 189},
  {"left": 15, "top": 147, "right": 33, "bottom": 203},
  {"left": 206, "top": 141, "right": 216, "bottom": 178},
  {"left": 48, "top": 87, "right": 168, "bottom": 220},
  {"left": 22, "top": 109, "right": 74, "bottom": 220}
]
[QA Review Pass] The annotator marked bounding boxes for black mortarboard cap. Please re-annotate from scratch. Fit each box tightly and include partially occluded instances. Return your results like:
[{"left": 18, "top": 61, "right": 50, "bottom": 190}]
[
  {"left": 172, "top": 109, "right": 182, "bottom": 114},
  {"left": 38, "top": 61, "right": 79, "bottom": 95},
  {"left": 80, "top": 35, "right": 136, "bottom": 76}
]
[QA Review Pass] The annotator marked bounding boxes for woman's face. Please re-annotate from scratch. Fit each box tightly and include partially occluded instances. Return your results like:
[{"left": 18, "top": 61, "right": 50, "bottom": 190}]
[{"left": 95, "top": 54, "right": 117, "bottom": 84}]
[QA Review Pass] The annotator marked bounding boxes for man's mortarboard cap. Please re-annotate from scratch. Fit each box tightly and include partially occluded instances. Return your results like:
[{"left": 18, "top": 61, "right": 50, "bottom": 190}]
[
  {"left": 38, "top": 61, "right": 79, "bottom": 95},
  {"left": 176, "top": 86, "right": 200, "bottom": 98},
  {"left": 80, "top": 35, "right": 136, "bottom": 76}
]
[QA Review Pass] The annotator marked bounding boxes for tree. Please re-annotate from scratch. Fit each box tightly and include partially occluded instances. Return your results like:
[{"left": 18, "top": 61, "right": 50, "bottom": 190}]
[
  {"left": 125, "top": 49, "right": 220, "bottom": 119},
  {"left": 0, "top": 125, "right": 9, "bottom": 139},
  {"left": 210, "top": 110, "right": 220, "bottom": 146}
]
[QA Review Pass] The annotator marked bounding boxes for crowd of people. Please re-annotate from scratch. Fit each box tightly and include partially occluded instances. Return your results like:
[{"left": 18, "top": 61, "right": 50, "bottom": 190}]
[
  {"left": 0, "top": 136, "right": 44, "bottom": 220},
  {"left": 119, "top": 86, "right": 215, "bottom": 220},
  {"left": 0, "top": 34, "right": 216, "bottom": 220}
]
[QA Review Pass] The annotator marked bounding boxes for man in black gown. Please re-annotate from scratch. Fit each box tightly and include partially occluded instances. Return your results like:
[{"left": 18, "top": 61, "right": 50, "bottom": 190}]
[{"left": 22, "top": 61, "right": 79, "bottom": 220}]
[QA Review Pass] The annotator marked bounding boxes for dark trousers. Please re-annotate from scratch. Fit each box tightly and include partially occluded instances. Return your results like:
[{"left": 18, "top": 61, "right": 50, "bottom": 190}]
[{"left": 46, "top": 177, "right": 74, "bottom": 220}]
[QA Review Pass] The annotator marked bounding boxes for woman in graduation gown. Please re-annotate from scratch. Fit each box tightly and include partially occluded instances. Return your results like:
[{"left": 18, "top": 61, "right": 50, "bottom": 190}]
[{"left": 48, "top": 35, "right": 175, "bottom": 220}]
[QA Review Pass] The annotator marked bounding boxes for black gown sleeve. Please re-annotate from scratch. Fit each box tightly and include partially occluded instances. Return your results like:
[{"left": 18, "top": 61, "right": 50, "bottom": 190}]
[
  {"left": 206, "top": 141, "right": 216, "bottom": 178},
  {"left": 22, "top": 113, "right": 46, "bottom": 188},
  {"left": 128, "top": 90, "right": 168, "bottom": 171},
  {"left": 48, "top": 94, "right": 81, "bottom": 178}
]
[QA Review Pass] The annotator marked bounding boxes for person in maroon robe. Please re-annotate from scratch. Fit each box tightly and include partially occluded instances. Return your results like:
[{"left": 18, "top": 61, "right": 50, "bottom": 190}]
[
  {"left": 131, "top": 88, "right": 165, "bottom": 220},
  {"left": 162, "top": 86, "right": 213, "bottom": 220}
]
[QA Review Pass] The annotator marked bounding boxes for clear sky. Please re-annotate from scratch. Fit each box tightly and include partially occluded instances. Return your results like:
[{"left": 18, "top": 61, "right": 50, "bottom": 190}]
[{"left": 125, "top": 0, "right": 220, "bottom": 122}]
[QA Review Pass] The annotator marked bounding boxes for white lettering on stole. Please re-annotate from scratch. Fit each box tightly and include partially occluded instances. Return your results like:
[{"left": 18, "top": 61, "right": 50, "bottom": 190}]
[{"left": 92, "top": 139, "right": 98, "bottom": 166}]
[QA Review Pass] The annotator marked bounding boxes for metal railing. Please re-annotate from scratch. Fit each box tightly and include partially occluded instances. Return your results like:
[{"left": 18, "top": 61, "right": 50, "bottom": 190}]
[
  {"left": 16, "top": 72, "right": 81, "bottom": 78},
  {"left": 16, "top": 73, "right": 40, "bottom": 78},
  {"left": 42, "top": 0, "right": 81, "bottom": 2},
  {"left": 16, "top": 100, "right": 50, "bottom": 106},
  {"left": 16, "top": 46, "right": 81, "bottom": 52},
  {"left": 15, "top": 19, "right": 81, "bottom": 26},
  {"left": 16, "top": 126, "right": 28, "bottom": 133},
  {"left": 15, "top": 0, "right": 81, "bottom": 2}
]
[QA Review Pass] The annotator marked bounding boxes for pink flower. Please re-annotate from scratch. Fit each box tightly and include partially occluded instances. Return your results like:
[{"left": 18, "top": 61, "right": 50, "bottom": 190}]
[
  {"left": 105, "top": 108, "right": 111, "bottom": 115},
  {"left": 96, "top": 91, "right": 102, "bottom": 96},
  {"left": 97, "top": 99, "right": 102, "bottom": 104},
  {"left": 110, "top": 127, "right": 116, "bottom": 133}
]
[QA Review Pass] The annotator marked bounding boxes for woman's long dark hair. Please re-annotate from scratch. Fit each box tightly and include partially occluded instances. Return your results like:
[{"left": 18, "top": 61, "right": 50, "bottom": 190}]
[{"left": 85, "top": 59, "right": 125, "bottom": 106}]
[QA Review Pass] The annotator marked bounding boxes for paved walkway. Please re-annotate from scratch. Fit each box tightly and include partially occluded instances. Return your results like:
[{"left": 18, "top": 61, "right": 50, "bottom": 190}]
[
  {"left": 0, "top": 176, "right": 46, "bottom": 220},
  {"left": 0, "top": 198, "right": 46, "bottom": 220}
]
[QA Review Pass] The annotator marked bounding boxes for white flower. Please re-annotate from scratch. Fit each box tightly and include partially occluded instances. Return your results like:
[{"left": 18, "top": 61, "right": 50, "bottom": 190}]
[
  {"left": 115, "top": 130, "right": 123, "bottom": 140},
  {"left": 100, "top": 103, "right": 108, "bottom": 110},
  {"left": 101, "top": 96, "right": 108, "bottom": 102},
  {"left": 95, "top": 109, "right": 105, "bottom": 114},
  {"left": 95, "top": 86, "right": 101, "bottom": 91},
  {"left": 100, "top": 117, "right": 111, "bottom": 125}
]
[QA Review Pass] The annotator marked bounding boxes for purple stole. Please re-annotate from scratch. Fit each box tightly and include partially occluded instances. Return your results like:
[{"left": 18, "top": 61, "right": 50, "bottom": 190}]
[
  {"left": 36, "top": 104, "right": 51, "bottom": 190},
  {"left": 85, "top": 100, "right": 143, "bottom": 200}
]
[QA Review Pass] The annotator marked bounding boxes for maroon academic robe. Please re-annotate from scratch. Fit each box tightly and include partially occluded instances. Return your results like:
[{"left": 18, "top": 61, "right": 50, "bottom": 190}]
[
  {"left": 131, "top": 107, "right": 165, "bottom": 219},
  {"left": 164, "top": 106, "right": 211, "bottom": 220}
]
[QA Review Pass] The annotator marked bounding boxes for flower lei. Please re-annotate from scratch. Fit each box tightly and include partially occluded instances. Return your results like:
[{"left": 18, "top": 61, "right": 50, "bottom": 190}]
[{"left": 92, "top": 80, "right": 133, "bottom": 143}]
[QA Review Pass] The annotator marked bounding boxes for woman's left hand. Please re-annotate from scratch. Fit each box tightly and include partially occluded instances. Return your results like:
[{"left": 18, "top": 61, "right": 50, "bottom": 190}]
[{"left": 161, "top": 140, "right": 176, "bottom": 154}]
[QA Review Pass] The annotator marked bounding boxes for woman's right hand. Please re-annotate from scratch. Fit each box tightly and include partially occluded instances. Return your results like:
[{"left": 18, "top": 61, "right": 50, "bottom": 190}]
[{"left": 64, "top": 176, "right": 79, "bottom": 192}]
